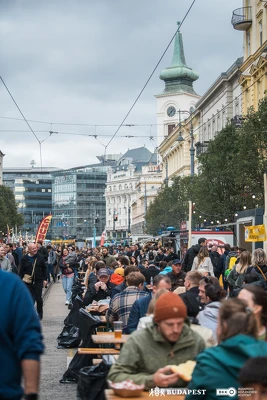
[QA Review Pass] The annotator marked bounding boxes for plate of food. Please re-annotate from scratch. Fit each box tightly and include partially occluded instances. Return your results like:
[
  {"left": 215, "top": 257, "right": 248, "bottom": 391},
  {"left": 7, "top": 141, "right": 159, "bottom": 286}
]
[{"left": 108, "top": 380, "right": 144, "bottom": 397}]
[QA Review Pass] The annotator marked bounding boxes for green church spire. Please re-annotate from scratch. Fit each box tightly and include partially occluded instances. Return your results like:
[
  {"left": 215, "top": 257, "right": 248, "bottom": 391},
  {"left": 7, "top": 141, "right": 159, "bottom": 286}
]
[{"left": 160, "top": 22, "right": 199, "bottom": 94}]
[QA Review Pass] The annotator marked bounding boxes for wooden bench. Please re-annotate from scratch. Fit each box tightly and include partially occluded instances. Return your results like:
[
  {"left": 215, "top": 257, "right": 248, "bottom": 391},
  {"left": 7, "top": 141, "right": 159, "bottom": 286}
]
[{"left": 78, "top": 348, "right": 120, "bottom": 355}]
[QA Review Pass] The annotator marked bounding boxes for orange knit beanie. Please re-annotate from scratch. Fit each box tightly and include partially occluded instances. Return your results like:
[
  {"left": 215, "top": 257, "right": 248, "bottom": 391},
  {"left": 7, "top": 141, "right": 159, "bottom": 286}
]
[{"left": 154, "top": 292, "right": 187, "bottom": 323}]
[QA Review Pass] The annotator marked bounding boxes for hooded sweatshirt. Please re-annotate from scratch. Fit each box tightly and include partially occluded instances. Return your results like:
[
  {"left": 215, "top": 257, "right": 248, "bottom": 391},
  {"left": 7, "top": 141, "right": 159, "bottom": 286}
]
[
  {"left": 197, "top": 301, "right": 221, "bottom": 341},
  {"left": 186, "top": 334, "right": 267, "bottom": 400},
  {"left": 108, "top": 320, "right": 205, "bottom": 389}
]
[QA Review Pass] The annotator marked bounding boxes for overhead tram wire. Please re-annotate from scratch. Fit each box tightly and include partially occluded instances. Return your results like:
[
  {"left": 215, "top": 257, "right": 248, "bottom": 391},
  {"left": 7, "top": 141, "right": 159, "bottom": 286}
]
[
  {"left": 104, "top": 0, "right": 197, "bottom": 151},
  {"left": 1, "top": 70, "right": 265, "bottom": 146},
  {"left": 0, "top": 76, "right": 40, "bottom": 143},
  {"left": 0, "top": 76, "right": 55, "bottom": 170}
]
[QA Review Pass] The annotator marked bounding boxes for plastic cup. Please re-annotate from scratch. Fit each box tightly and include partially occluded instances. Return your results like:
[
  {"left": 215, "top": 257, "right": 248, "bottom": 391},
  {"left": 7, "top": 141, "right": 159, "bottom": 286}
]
[{"left": 113, "top": 321, "right": 123, "bottom": 339}]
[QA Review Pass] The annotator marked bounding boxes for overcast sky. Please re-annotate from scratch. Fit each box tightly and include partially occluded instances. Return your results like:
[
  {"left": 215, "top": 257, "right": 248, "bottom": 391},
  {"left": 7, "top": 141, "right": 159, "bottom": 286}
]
[{"left": 0, "top": 0, "right": 242, "bottom": 169}]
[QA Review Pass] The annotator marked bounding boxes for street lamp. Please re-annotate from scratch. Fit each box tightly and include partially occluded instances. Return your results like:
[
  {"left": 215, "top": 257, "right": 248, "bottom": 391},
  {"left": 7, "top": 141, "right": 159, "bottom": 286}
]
[{"left": 176, "top": 110, "right": 195, "bottom": 176}]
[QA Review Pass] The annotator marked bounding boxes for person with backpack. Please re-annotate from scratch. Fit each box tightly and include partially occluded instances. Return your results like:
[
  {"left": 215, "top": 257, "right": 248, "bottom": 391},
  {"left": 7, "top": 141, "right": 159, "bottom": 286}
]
[
  {"left": 209, "top": 245, "right": 223, "bottom": 280},
  {"left": 227, "top": 250, "right": 252, "bottom": 296}
]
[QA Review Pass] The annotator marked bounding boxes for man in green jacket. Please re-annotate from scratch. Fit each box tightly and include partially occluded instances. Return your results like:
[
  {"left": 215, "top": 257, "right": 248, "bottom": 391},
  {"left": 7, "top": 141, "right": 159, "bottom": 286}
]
[{"left": 108, "top": 292, "right": 205, "bottom": 390}]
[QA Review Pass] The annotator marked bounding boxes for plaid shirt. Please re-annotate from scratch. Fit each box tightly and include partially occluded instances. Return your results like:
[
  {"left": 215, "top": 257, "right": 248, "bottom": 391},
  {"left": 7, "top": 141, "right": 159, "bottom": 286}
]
[{"left": 106, "top": 286, "right": 148, "bottom": 332}]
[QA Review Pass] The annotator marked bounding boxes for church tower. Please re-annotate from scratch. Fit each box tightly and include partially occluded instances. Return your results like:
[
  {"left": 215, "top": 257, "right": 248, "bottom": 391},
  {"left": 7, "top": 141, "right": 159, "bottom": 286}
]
[{"left": 155, "top": 22, "right": 201, "bottom": 145}]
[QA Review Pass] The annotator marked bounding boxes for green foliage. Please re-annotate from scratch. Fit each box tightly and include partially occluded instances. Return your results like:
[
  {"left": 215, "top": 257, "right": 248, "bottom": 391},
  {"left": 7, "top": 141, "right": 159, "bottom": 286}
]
[
  {"left": 0, "top": 185, "right": 24, "bottom": 233},
  {"left": 145, "top": 96, "right": 267, "bottom": 232},
  {"left": 145, "top": 176, "right": 192, "bottom": 235}
]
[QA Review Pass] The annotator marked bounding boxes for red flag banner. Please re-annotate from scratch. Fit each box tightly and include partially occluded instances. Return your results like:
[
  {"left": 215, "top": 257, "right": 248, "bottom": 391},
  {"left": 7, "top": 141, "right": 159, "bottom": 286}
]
[
  {"left": 35, "top": 215, "right": 52, "bottom": 243},
  {"left": 100, "top": 229, "right": 106, "bottom": 246}
]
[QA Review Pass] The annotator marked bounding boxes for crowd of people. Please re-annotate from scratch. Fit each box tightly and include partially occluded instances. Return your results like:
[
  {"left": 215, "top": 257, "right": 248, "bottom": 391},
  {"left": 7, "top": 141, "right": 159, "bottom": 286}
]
[{"left": 1, "top": 237, "right": 267, "bottom": 399}]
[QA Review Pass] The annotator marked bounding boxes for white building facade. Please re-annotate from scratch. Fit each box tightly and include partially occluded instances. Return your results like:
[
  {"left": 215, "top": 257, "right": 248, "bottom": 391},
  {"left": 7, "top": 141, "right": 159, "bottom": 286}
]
[
  {"left": 104, "top": 147, "right": 157, "bottom": 239},
  {"left": 131, "top": 164, "right": 163, "bottom": 235}
]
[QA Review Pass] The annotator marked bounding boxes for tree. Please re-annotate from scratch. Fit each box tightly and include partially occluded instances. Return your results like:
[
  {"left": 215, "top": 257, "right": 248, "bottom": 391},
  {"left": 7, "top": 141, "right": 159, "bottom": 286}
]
[
  {"left": 145, "top": 96, "right": 267, "bottom": 231},
  {"left": 145, "top": 176, "right": 191, "bottom": 235},
  {"left": 190, "top": 96, "right": 267, "bottom": 223},
  {"left": 0, "top": 185, "right": 24, "bottom": 234}
]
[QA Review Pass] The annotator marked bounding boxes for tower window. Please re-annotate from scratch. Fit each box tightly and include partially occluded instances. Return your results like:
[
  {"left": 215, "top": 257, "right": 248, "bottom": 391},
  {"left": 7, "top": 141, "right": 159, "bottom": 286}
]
[
  {"left": 259, "top": 20, "right": 263, "bottom": 46},
  {"left": 168, "top": 125, "right": 176, "bottom": 135}
]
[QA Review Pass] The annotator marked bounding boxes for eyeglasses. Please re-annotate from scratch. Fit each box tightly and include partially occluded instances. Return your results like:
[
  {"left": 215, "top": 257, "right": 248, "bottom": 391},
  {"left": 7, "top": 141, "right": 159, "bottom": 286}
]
[{"left": 201, "top": 276, "right": 212, "bottom": 284}]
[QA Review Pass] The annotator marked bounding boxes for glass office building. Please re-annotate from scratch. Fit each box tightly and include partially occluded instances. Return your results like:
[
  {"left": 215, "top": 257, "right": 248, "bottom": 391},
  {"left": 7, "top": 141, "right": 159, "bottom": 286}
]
[
  {"left": 52, "top": 165, "right": 110, "bottom": 240},
  {"left": 3, "top": 167, "right": 59, "bottom": 237}
]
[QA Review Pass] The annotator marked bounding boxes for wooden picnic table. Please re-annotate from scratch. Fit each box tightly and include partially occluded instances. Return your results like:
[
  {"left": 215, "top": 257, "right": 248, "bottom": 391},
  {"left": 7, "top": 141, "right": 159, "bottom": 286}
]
[
  {"left": 105, "top": 389, "right": 185, "bottom": 399},
  {"left": 78, "top": 348, "right": 120, "bottom": 355},
  {"left": 91, "top": 334, "right": 129, "bottom": 345}
]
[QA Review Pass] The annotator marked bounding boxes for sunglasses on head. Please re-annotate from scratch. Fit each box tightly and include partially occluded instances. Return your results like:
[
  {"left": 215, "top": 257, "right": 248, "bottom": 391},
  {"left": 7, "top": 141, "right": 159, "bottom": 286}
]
[{"left": 201, "top": 276, "right": 212, "bottom": 284}]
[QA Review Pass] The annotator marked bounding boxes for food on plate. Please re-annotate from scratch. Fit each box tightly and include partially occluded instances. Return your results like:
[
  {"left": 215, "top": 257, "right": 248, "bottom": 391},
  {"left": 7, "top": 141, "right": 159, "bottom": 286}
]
[{"left": 169, "top": 360, "right": 196, "bottom": 381}]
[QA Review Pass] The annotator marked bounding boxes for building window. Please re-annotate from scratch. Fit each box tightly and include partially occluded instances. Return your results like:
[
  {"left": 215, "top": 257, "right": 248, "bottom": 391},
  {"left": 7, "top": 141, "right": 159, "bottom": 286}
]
[
  {"left": 259, "top": 20, "right": 263, "bottom": 46},
  {"left": 168, "top": 124, "right": 176, "bottom": 135},
  {"left": 42, "top": 189, "right": 45, "bottom": 192},
  {"left": 212, "top": 119, "right": 216, "bottom": 136},
  {"left": 208, "top": 124, "right": 211, "bottom": 140},
  {"left": 257, "top": 80, "right": 261, "bottom": 101},
  {"left": 247, "top": 31, "right": 251, "bottom": 56},
  {"left": 235, "top": 101, "right": 239, "bottom": 116},
  {"left": 217, "top": 115, "right": 221, "bottom": 132},
  {"left": 222, "top": 111, "right": 226, "bottom": 128}
]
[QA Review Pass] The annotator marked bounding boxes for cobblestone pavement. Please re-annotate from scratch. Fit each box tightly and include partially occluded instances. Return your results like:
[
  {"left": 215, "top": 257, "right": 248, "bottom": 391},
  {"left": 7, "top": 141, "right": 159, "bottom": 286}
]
[{"left": 39, "top": 282, "right": 77, "bottom": 400}]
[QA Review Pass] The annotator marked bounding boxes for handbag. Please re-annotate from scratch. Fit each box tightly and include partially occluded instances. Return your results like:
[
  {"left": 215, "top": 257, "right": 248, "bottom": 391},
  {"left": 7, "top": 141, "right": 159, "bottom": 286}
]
[
  {"left": 22, "top": 259, "right": 37, "bottom": 284},
  {"left": 255, "top": 264, "right": 267, "bottom": 281}
]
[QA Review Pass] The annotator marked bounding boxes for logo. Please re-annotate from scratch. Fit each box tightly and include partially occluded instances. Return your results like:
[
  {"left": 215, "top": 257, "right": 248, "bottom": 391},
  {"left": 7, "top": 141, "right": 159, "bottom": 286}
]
[{"left": 216, "top": 388, "right": 237, "bottom": 397}]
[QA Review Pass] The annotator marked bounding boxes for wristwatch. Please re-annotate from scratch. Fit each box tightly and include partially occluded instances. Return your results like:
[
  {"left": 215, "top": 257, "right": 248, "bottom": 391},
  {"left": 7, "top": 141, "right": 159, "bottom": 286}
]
[{"left": 24, "top": 394, "right": 38, "bottom": 400}]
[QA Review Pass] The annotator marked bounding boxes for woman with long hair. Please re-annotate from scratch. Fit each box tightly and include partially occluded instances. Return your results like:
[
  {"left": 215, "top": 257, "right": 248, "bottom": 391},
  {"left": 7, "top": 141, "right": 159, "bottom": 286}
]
[
  {"left": 58, "top": 248, "right": 75, "bottom": 305},
  {"left": 227, "top": 250, "right": 252, "bottom": 291},
  {"left": 84, "top": 257, "right": 97, "bottom": 289},
  {"left": 191, "top": 247, "right": 214, "bottom": 276},
  {"left": 238, "top": 285, "right": 267, "bottom": 341},
  {"left": 186, "top": 298, "right": 267, "bottom": 399},
  {"left": 252, "top": 248, "right": 267, "bottom": 279}
]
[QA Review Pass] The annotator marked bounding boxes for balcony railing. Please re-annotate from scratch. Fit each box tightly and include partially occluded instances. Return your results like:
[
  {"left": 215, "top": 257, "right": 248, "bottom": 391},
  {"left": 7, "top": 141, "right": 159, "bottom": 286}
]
[{"left": 232, "top": 7, "right": 252, "bottom": 31}]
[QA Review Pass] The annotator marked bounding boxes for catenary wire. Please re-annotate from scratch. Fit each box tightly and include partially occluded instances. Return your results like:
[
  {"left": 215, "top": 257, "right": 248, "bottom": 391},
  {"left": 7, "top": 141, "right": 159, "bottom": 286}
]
[{"left": 104, "top": 0, "right": 197, "bottom": 149}]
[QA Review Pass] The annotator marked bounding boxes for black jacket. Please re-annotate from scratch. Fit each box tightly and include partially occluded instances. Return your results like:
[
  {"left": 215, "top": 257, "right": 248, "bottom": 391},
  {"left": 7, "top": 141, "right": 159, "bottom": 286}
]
[
  {"left": 210, "top": 251, "right": 224, "bottom": 277},
  {"left": 38, "top": 246, "right": 48, "bottom": 262},
  {"left": 141, "top": 266, "right": 160, "bottom": 285},
  {"left": 167, "top": 270, "right": 186, "bottom": 291},
  {"left": 165, "top": 252, "right": 179, "bottom": 263},
  {"left": 111, "top": 281, "right": 127, "bottom": 299},
  {"left": 182, "top": 244, "right": 201, "bottom": 272},
  {"left": 19, "top": 254, "right": 47, "bottom": 283},
  {"left": 180, "top": 286, "right": 203, "bottom": 317},
  {"left": 83, "top": 281, "right": 115, "bottom": 306}
]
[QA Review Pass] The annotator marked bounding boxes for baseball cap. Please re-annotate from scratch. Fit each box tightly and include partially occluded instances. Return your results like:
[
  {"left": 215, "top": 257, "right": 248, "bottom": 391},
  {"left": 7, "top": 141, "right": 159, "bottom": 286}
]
[
  {"left": 172, "top": 259, "right": 182, "bottom": 265},
  {"left": 98, "top": 268, "right": 109, "bottom": 277}
]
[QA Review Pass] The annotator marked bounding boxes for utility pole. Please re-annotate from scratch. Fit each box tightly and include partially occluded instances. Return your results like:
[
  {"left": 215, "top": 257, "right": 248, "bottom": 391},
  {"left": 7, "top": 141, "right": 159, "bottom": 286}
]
[
  {"left": 188, "top": 200, "right": 192, "bottom": 248},
  {"left": 144, "top": 181, "right": 147, "bottom": 233}
]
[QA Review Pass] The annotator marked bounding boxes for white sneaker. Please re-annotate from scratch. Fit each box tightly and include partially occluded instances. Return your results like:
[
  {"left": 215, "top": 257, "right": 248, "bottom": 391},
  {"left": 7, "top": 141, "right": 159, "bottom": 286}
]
[{"left": 65, "top": 301, "right": 69, "bottom": 305}]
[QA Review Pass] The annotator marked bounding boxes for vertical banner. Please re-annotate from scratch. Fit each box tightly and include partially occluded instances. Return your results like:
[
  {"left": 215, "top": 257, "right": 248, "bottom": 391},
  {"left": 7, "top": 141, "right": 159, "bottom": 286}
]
[
  {"left": 100, "top": 228, "right": 106, "bottom": 246},
  {"left": 35, "top": 215, "right": 52, "bottom": 243}
]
